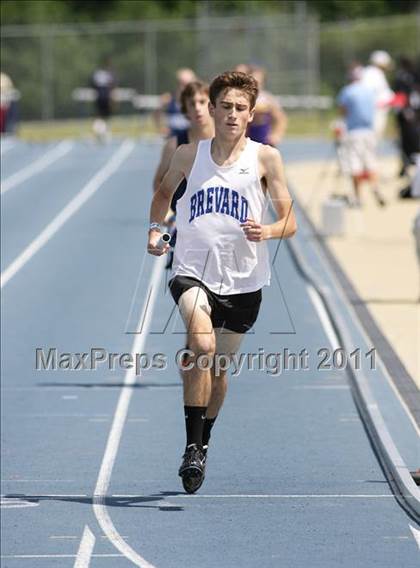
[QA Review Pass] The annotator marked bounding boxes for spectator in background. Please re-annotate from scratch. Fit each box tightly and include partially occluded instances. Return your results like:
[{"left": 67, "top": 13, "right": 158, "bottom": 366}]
[
  {"left": 361, "top": 50, "right": 394, "bottom": 142},
  {"left": 154, "top": 68, "right": 197, "bottom": 138},
  {"left": 337, "top": 64, "right": 386, "bottom": 207},
  {"left": 234, "top": 63, "right": 250, "bottom": 74},
  {"left": 410, "top": 160, "right": 420, "bottom": 299},
  {"left": 393, "top": 56, "right": 420, "bottom": 179},
  {"left": 0, "top": 72, "right": 17, "bottom": 134},
  {"left": 90, "top": 58, "right": 116, "bottom": 142},
  {"left": 247, "top": 65, "right": 287, "bottom": 146}
]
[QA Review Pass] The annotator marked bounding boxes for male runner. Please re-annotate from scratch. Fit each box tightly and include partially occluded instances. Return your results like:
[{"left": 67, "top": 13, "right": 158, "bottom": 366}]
[
  {"left": 148, "top": 71, "right": 297, "bottom": 493},
  {"left": 152, "top": 81, "right": 214, "bottom": 268},
  {"left": 248, "top": 65, "right": 287, "bottom": 146},
  {"left": 154, "top": 68, "right": 197, "bottom": 138}
]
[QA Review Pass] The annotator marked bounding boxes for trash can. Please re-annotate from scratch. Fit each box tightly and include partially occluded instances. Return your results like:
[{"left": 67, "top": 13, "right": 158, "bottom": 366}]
[{"left": 321, "top": 197, "right": 346, "bottom": 236}]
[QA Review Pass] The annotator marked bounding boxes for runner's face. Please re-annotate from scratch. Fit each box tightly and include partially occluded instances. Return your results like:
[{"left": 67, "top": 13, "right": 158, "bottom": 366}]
[
  {"left": 186, "top": 92, "right": 210, "bottom": 126},
  {"left": 210, "top": 89, "right": 254, "bottom": 138}
]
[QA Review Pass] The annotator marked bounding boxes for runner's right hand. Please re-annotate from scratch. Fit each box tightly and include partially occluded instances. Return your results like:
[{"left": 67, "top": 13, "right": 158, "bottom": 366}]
[{"left": 147, "top": 230, "right": 170, "bottom": 256}]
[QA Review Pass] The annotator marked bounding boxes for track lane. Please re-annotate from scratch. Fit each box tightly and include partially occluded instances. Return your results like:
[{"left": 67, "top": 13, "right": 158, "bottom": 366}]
[
  {"left": 1, "top": 140, "right": 418, "bottom": 567},
  {"left": 1, "top": 142, "right": 123, "bottom": 271},
  {"left": 1, "top": 141, "right": 159, "bottom": 566}
]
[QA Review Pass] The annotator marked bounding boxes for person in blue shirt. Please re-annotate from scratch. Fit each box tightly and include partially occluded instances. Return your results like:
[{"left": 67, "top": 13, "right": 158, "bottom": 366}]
[{"left": 337, "top": 65, "right": 386, "bottom": 207}]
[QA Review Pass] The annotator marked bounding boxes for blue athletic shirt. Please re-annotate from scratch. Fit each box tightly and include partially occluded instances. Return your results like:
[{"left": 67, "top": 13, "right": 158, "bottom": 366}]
[
  {"left": 166, "top": 95, "right": 190, "bottom": 138},
  {"left": 337, "top": 82, "right": 375, "bottom": 131}
]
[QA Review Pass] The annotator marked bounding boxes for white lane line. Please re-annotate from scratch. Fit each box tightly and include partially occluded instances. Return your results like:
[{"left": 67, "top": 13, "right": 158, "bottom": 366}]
[
  {"left": 1, "top": 140, "right": 73, "bottom": 194},
  {"left": 0, "top": 498, "right": 39, "bottom": 508},
  {"left": 1, "top": 494, "right": 87, "bottom": 497},
  {"left": 1, "top": 554, "right": 123, "bottom": 559},
  {"left": 0, "top": 139, "right": 17, "bottom": 155},
  {"left": 409, "top": 525, "right": 420, "bottom": 550},
  {"left": 73, "top": 525, "right": 95, "bottom": 568},
  {"left": 51, "top": 535, "right": 129, "bottom": 540},
  {"left": 111, "top": 493, "right": 394, "bottom": 499},
  {"left": 174, "top": 494, "right": 394, "bottom": 498},
  {"left": 1, "top": 139, "right": 134, "bottom": 288},
  {"left": 88, "top": 256, "right": 166, "bottom": 568},
  {"left": 1, "top": 480, "right": 75, "bottom": 483},
  {"left": 304, "top": 245, "right": 420, "bottom": 512},
  {"left": 292, "top": 385, "right": 349, "bottom": 390},
  {"left": 6, "top": 414, "right": 111, "bottom": 417},
  {"left": 306, "top": 284, "right": 340, "bottom": 351},
  {"left": 1, "top": 386, "right": 129, "bottom": 391},
  {"left": 304, "top": 231, "right": 420, "bottom": 436}
]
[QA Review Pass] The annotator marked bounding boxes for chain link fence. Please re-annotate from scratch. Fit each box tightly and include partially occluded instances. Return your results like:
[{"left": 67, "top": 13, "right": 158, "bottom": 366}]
[
  {"left": 1, "top": 14, "right": 319, "bottom": 120},
  {"left": 1, "top": 13, "right": 419, "bottom": 121}
]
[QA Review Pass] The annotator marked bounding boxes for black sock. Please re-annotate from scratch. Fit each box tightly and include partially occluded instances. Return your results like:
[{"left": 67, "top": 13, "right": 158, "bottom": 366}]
[
  {"left": 202, "top": 416, "right": 218, "bottom": 447},
  {"left": 184, "top": 406, "right": 206, "bottom": 448}
]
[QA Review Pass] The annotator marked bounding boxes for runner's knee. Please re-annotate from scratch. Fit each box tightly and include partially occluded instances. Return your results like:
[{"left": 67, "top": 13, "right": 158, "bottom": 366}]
[{"left": 189, "top": 335, "right": 216, "bottom": 359}]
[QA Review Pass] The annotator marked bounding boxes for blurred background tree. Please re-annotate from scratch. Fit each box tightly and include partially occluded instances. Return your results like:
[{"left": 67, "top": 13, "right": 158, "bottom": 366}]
[
  {"left": 2, "top": 0, "right": 419, "bottom": 124},
  {"left": 1, "top": 0, "right": 419, "bottom": 25}
]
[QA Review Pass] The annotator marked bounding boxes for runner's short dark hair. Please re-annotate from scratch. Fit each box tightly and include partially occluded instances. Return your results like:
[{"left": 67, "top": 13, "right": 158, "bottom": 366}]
[
  {"left": 180, "top": 81, "right": 209, "bottom": 115},
  {"left": 209, "top": 71, "right": 258, "bottom": 109}
]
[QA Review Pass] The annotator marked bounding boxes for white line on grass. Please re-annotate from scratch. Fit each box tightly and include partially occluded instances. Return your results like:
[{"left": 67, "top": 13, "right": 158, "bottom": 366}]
[
  {"left": 1, "top": 140, "right": 73, "bottom": 194},
  {"left": 1, "top": 139, "right": 134, "bottom": 288},
  {"left": 80, "top": 256, "right": 166, "bottom": 568}
]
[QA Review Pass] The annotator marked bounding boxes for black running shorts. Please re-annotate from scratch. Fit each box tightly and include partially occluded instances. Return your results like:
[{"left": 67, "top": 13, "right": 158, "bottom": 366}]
[{"left": 169, "top": 275, "right": 262, "bottom": 334}]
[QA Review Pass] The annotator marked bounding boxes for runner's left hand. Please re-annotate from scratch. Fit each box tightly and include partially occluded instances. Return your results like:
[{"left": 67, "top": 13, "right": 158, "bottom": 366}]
[{"left": 240, "top": 219, "right": 270, "bottom": 241}]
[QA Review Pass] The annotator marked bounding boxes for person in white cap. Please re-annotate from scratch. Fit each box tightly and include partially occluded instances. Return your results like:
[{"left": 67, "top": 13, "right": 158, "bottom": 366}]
[{"left": 361, "top": 50, "right": 394, "bottom": 141}]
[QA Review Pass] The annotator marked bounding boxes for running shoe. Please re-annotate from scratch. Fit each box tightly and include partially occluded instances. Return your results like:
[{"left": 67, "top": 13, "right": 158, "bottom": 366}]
[{"left": 178, "top": 443, "right": 205, "bottom": 494}]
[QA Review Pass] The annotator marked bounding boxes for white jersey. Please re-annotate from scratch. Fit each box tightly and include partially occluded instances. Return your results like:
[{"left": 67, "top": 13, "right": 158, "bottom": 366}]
[
  {"left": 361, "top": 65, "right": 393, "bottom": 106},
  {"left": 171, "top": 137, "right": 271, "bottom": 295}
]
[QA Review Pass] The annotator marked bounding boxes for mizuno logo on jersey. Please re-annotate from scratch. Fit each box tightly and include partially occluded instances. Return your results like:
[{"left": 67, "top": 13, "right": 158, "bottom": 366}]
[
  {"left": 189, "top": 187, "right": 249, "bottom": 223},
  {"left": 239, "top": 168, "right": 249, "bottom": 174}
]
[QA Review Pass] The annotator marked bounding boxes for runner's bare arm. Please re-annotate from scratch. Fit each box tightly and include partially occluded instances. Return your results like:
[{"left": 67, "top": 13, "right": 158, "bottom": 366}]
[
  {"left": 241, "top": 146, "right": 297, "bottom": 241},
  {"left": 268, "top": 100, "right": 287, "bottom": 146},
  {"left": 152, "top": 137, "right": 177, "bottom": 193},
  {"left": 148, "top": 145, "right": 193, "bottom": 255},
  {"left": 153, "top": 92, "right": 171, "bottom": 135}
]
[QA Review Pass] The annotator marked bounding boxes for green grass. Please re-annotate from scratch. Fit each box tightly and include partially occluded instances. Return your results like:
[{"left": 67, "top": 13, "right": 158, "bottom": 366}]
[
  {"left": 16, "top": 115, "right": 156, "bottom": 142},
  {"left": 14, "top": 110, "right": 397, "bottom": 141}
]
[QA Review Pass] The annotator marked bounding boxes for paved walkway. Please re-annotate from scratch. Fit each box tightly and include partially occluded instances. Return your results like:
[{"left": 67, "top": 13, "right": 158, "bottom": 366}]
[{"left": 286, "top": 148, "right": 419, "bottom": 387}]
